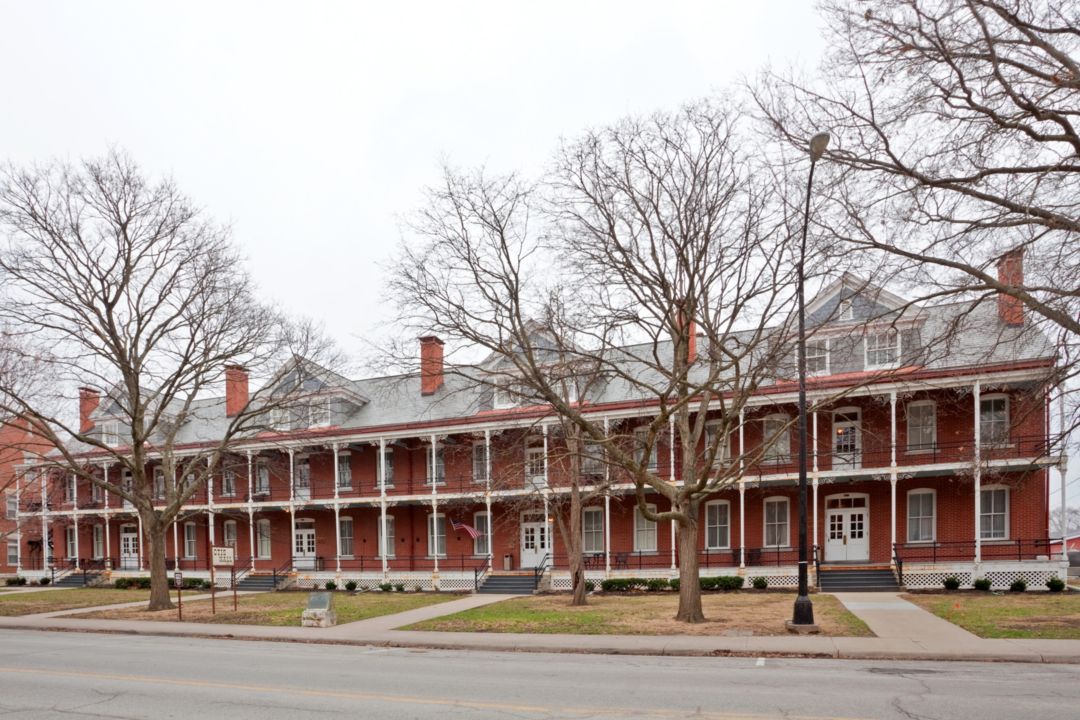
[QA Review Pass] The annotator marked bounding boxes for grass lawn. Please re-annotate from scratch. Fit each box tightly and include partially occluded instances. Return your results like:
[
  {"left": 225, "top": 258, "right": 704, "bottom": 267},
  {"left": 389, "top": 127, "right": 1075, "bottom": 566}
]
[
  {"left": 904, "top": 592, "right": 1080, "bottom": 639},
  {"left": 0, "top": 588, "right": 187, "bottom": 616},
  {"left": 406, "top": 592, "right": 872, "bottom": 637},
  {"left": 74, "top": 590, "right": 462, "bottom": 626}
]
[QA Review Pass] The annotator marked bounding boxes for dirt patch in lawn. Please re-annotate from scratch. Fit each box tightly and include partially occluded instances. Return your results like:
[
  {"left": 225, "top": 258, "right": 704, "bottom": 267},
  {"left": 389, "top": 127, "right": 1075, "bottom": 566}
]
[
  {"left": 407, "top": 592, "right": 872, "bottom": 637},
  {"left": 73, "top": 590, "right": 462, "bottom": 626},
  {"left": 903, "top": 592, "right": 1080, "bottom": 639}
]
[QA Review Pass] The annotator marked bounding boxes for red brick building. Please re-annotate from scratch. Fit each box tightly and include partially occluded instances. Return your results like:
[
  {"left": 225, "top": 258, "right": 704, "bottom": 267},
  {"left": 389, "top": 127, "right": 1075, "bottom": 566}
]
[{"left": 3, "top": 263, "right": 1069, "bottom": 591}]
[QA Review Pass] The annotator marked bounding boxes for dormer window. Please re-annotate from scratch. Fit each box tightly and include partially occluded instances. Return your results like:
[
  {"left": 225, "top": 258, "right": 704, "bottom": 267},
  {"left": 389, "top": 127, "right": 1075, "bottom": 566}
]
[
  {"left": 307, "top": 400, "right": 330, "bottom": 428},
  {"left": 493, "top": 380, "right": 525, "bottom": 409},
  {"left": 865, "top": 331, "right": 901, "bottom": 369},
  {"left": 838, "top": 299, "right": 854, "bottom": 321},
  {"left": 806, "top": 339, "right": 829, "bottom": 375},
  {"left": 101, "top": 421, "right": 120, "bottom": 447}
]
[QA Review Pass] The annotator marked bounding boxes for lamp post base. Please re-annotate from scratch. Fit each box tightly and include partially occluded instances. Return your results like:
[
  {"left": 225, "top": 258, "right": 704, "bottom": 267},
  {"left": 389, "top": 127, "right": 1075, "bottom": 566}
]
[
  {"left": 791, "top": 593, "right": 816, "bottom": 627},
  {"left": 785, "top": 618, "right": 821, "bottom": 634}
]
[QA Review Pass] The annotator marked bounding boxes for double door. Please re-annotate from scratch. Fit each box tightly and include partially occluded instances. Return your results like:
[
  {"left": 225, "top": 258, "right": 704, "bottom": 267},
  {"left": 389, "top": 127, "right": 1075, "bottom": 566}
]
[
  {"left": 824, "top": 496, "right": 869, "bottom": 562},
  {"left": 520, "top": 514, "right": 550, "bottom": 568}
]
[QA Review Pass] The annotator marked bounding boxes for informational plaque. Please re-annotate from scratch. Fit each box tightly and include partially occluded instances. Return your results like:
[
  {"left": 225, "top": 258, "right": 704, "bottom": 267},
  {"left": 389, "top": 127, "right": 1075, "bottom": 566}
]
[{"left": 211, "top": 545, "right": 235, "bottom": 567}]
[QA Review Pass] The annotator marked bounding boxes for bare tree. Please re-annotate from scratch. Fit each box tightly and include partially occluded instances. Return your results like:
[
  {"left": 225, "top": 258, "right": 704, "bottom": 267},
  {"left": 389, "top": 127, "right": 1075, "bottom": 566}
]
[
  {"left": 0, "top": 151, "right": 336, "bottom": 610},
  {"left": 391, "top": 101, "right": 814, "bottom": 622},
  {"left": 753, "top": 0, "right": 1079, "bottom": 431}
]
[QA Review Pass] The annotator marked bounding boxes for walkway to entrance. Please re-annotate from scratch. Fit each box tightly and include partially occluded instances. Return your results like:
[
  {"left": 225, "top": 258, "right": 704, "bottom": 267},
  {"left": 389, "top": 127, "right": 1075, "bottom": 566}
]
[{"left": 831, "top": 592, "right": 978, "bottom": 645}]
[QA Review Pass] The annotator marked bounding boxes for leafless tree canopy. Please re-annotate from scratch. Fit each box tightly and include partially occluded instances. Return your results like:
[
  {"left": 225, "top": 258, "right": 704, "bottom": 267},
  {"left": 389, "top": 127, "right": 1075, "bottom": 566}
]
[{"left": 0, "top": 151, "right": 337, "bottom": 609}]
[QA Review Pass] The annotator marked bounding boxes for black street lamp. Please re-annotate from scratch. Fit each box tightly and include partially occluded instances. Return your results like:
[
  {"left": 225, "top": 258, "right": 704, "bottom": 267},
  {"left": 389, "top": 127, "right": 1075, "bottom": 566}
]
[{"left": 791, "top": 132, "right": 830, "bottom": 628}]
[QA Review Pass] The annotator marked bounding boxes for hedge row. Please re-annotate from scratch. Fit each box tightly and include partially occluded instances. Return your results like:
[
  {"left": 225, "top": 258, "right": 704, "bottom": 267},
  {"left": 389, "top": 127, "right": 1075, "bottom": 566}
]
[{"left": 600, "top": 576, "right": 753, "bottom": 592}]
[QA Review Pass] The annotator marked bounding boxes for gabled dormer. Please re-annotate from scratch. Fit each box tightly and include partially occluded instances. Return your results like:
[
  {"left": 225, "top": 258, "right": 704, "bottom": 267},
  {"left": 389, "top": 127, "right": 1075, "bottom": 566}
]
[{"left": 264, "top": 356, "right": 368, "bottom": 430}]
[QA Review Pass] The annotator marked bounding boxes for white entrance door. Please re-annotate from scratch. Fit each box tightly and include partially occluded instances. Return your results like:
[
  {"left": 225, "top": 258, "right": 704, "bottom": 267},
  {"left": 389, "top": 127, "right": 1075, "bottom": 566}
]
[
  {"left": 119, "top": 527, "right": 139, "bottom": 570},
  {"left": 824, "top": 495, "right": 869, "bottom": 562},
  {"left": 833, "top": 408, "right": 862, "bottom": 470},
  {"left": 293, "top": 520, "right": 316, "bottom": 569},
  {"left": 519, "top": 513, "right": 550, "bottom": 568}
]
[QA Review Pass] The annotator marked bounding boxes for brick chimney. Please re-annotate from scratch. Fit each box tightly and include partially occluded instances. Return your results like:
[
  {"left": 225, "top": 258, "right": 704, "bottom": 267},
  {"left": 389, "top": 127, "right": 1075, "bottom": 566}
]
[
  {"left": 997, "top": 248, "right": 1025, "bottom": 327},
  {"left": 78, "top": 387, "right": 100, "bottom": 433},
  {"left": 225, "top": 364, "right": 250, "bottom": 417},
  {"left": 419, "top": 336, "right": 445, "bottom": 396}
]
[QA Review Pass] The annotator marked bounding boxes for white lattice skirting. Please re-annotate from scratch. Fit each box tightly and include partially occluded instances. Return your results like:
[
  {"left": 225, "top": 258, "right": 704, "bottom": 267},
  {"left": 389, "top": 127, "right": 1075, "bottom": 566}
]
[
  {"left": 550, "top": 566, "right": 800, "bottom": 589},
  {"left": 902, "top": 561, "right": 1067, "bottom": 591},
  {"left": 290, "top": 571, "right": 476, "bottom": 592}
]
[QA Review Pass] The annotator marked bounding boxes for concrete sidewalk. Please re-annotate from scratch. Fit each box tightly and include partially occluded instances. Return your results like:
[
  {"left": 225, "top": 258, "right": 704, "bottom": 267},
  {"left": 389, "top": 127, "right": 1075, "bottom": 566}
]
[{"left": 1, "top": 591, "right": 1078, "bottom": 664}]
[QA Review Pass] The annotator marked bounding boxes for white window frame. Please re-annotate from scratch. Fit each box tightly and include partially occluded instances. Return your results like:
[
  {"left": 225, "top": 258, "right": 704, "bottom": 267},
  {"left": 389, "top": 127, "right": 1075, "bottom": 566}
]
[
  {"left": 704, "top": 420, "right": 729, "bottom": 468},
  {"left": 153, "top": 468, "right": 166, "bottom": 500},
  {"left": 906, "top": 489, "right": 936, "bottom": 543},
  {"left": 764, "top": 496, "right": 790, "bottom": 548},
  {"left": 65, "top": 475, "right": 77, "bottom": 503},
  {"left": 472, "top": 442, "right": 488, "bottom": 483},
  {"left": 634, "top": 427, "right": 658, "bottom": 471},
  {"left": 92, "top": 525, "right": 104, "bottom": 559},
  {"left": 6, "top": 538, "right": 17, "bottom": 566},
  {"left": 525, "top": 444, "right": 546, "bottom": 487},
  {"left": 223, "top": 519, "right": 238, "bottom": 548},
  {"left": 581, "top": 441, "right": 604, "bottom": 477},
  {"left": 307, "top": 399, "right": 331, "bottom": 428},
  {"left": 906, "top": 401, "right": 937, "bottom": 453},
  {"left": 91, "top": 481, "right": 104, "bottom": 504},
  {"left": 183, "top": 522, "right": 197, "bottom": 559},
  {"left": 65, "top": 525, "right": 77, "bottom": 559},
  {"left": 980, "top": 485, "right": 1010, "bottom": 540},
  {"left": 255, "top": 462, "right": 271, "bottom": 495},
  {"left": 805, "top": 337, "right": 830, "bottom": 376},
  {"left": 101, "top": 421, "right": 120, "bottom": 447},
  {"left": 705, "top": 500, "right": 731, "bottom": 550},
  {"left": 256, "top": 519, "right": 272, "bottom": 559},
  {"left": 379, "top": 514, "right": 396, "bottom": 557},
  {"left": 582, "top": 507, "right": 604, "bottom": 554},
  {"left": 634, "top": 503, "right": 658, "bottom": 553},
  {"left": 337, "top": 453, "right": 352, "bottom": 489},
  {"left": 473, "top": 511, "right": 490, "bottom": 556},
  {"left": 427, "top": 513, "right": 446, "bottom": 557},
  {"left": 426, "top": 446, "right": 446, "bottom": 485},
  {"left": 221, "top": 470, "right": 237, "bottom": 498},
  {"left": 864, "top": 330, "right": 901, "bottom": 369},
  {"left": 338, "top": 516, "right": 354, "bottom": 557},
  {"left": 838, "top": 298, "right": 854, "bottom": 321},
  {"left": 4, "top": 493, "right": 15, "bottom": 520},
  {"left": 762, "top": 414, "right": 791, "bottom": 463},
  {"left": 980, "top": 394, "right": 1011, "bottom": 447},
  {"left": 381, "top": 448, "right": 395, "bottom": 488}
]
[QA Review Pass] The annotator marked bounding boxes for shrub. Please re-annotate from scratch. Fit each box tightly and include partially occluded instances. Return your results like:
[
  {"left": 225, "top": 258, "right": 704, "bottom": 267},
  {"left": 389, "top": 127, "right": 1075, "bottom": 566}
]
[
  {"left": 717, "top": 576, "right": 744, "bottom": 592},
  {"left": 584, "top": 580, "right": 595, "bottom": 592},
  {"left": 414, "top": 584, "right": 423, "bottom": 593},
  {"left": 752, "top": 577, "right": 768, "bottom": 590},
  {"left": 114, "top": 578, "right": 131, "bottom": 589},
  {"left": 669, "top": 578, "right": 680, "bottom": 591},
  {"left": 344, "top": 580, "right": 358, "bottom": 592},
  {"left": 942, "top": 576, "right": 961, "bottom": 591},
  {"left": 394, "top": 583, "right": 405, "bottom": 592},
  {"left": 379, "top": 582, "right": 393, "bottom": 592},
  {"left": 646, "top": 578, "right": 669, "bottom": 592},
  {"left": 601, "top": 578, "right": 626, "bottom": 592},
  {"left": 137, "top": 577, "right": 152, "bottom": 590},
  {"left": 5, "top": 577, "right": 26, "bottom": 586},
  {"left": 1046, "top": 577, "right": 1065, "bottom": 592},
  {"left": 325, "top": 580, "right": 337, "bottom": 591},
  {"left": 38, "top": 576, "right": 51, "bottom": 586},
  {"left": 973, "top": 578, "right": 992, "bottom": 592},
  {"left": 1010, "top": 578, "right": 1027, "bottom": 593}
]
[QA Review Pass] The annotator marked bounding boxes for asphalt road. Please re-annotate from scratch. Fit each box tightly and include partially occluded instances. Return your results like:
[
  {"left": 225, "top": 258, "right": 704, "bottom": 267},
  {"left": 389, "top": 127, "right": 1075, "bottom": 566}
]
[{"left": 0, "top": 630, "right": 1076, "bottom": 719}]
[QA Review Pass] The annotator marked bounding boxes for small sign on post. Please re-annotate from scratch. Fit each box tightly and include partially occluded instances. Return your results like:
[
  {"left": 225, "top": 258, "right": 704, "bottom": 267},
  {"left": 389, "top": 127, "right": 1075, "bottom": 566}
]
[
  {"left": 174, "top": 571, "right": 183, "bottom": 621},
  {"left": 209, "top": 546, "right": 235, "bottom": 616}
]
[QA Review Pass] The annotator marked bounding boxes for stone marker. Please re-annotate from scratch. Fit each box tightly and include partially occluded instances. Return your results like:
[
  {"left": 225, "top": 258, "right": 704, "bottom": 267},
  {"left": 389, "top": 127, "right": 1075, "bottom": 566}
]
[{"left": 301, "top": 591, "right": 336, "bottom": 628}]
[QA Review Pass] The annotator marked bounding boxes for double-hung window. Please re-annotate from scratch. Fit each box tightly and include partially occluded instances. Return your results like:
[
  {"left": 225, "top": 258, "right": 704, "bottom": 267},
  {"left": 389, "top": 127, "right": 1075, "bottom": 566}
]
[
  {"left": 764, "top": 497, "right": 789, "bottom": 547},
  {"left": 338, "top": 516, "right": 354, "bottom": 557},
  {"left": 473, "top": 512, "right": 490, "bottom": 556},
  {"left": 907, "top": 490, "right": 935, "bottom": 542},
  {"left": 184, "top": 523, "right": 197, "bottom": 559},
  {"left": 92, "top": 525, "right": 104, "bottom": 559},
  {"left": 705, "top": 501, "right": 730, "bottom": 549},
  {"left": 255, "top": 463, "right": 271, "bottom": 495},
  {"left": 152, "top": 469, "right": 166, "bottom": 500},
  {"left": 427, "top": 514, "right": 446, "bottom": 557},
  {"left": 426, "top": 446, "right": 445, "bottom": 485},
  {"left": 704, "top": 421, "right": 728, "bottom": 468},
  {"left": 380, "top": 448, "right": 395, "bottom": 487},
  {"left": 336, "top": 455, "right": 352, "bottom": 489},
  {"left": 865, "top": 331, "right": 900, "bottom": 369},
  {"left": 634, "top": 428, "right": 658, "bottom": 472},
  {"left": 65, "top": 475, "right": 77, "bottom": 503},
  {"left": 980, "top": 487, "right": 1009, "bottom": 540},
  {"left": 223, "top": 520, "right": 238, "bottom": 548},
  {"left": 634, "top": 504, "right": 658, "bottom": 553},
  {"left": 582, "top": 508, "right": 604, "bottom": 554},
  {"left": 906, "top": 401, "right": 937, "bottom": 452},
  {"left": 65, "top": 526, "right": 77, "bottom": 559},
  {"left": 5, "top": 493, "right": 15, "bottom": 520},
  {"left": 221, "top": 470, "right": 236, "bottom": 498},
  {"left": 581, "top": 441, "right": 604, "bottom": 478},
  {"left": 379, "top": 515, "right": 396, "bottom": 557},
  {"left": 472, "top": 443, "right": 488, "bottom": 483},
  {"left": 762, "top": 415, "right": 790, "bottom": 463},
  {"left": 7, "top": 539, "right": 18, "bottom": 566},
  {"left": 806, "top": 338, "right": 829, "bottom": 375},
  {"left": 256, "top": 519, "right": 272, "bottom": 559},
  {"left": 980, "top": 395, "right": 1010, "bottom": 447}
]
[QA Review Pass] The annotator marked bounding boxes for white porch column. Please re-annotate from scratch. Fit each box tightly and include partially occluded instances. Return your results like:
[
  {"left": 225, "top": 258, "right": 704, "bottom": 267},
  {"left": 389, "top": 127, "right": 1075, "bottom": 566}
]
[
  {"left": 288, "top": 448, "right": 296, "bottom": 568},
  {"left": 669, "top": 416, "right": 676, "bottom": 570},
  {"left": 973, "top": 381, "right": 982, "bottom": 565},
  {"left": 603, "top": 418, "right": 611, "bottom": 575},
  {"left": 379, "top": 438, "right": 388, "bottom": 575},
  {"left": 890, "top": 392, "right": 898, "bottom": 555},
  {"left": 103, "top": 468, "right": 111, "bottom": 567},
  {"left": 890, "top": 476, "right": 898, "bottom": 556},
  {"left": 207, "top": 459, "right": 216, "bottom": 547},
  {"left": 1059, "top": 389, "right": 1069, "bottom": 561},
  {"left": 73, "top": 510, "right": 79, "bottom": 569},
  {"left": 246, "top": 451, "right": 253, "bottom": 503},
  {"left": 812, "top": 410, "right": 819, "bottom": 550},
  {"left": 172, "top": 521, "right": 179, "bottom": 563},
  {"left": 137, "top": 514, "right": 144, "bottom": 571},
  {"left": 812, "top": 478, "right": 819, "bottom": 559},
  {"left": 431, "top": 434, "right": 439, "bottom": 577},
  {"left": 40, "top": 469, "right": 48, "bottom": 569},
  {"left": 738, "top": 481, "right": 746, "bottom": 569},
  {"left": 246, "top": 451, "right": 254, "bottom": 568},
  {"left": 332, "top": 443, "right": 340, "bottom": 501},
  {"left": 333, "top": 504, "right": 341, "bottom": 573},
  {"left": 484, "top": 429, "right": 493, "bottom": 564},
  {"left": 14, "top": 471, "right": 22, "bottom": 573},
  {"left": 543, "top": 425, "right": 551, "bottom": 566}
]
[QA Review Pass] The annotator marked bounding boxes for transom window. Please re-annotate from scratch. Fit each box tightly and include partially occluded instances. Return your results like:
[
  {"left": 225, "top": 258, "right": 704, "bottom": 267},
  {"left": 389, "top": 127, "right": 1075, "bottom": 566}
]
[
  {"left": 906, "top": 401, "right": 937, "bottom": 452},
  {"left": 764, "top": 497, "right": 790, "bottom": 547},
  {"left": 582, "top": 508, "right": 604, "bottom": 554},
  {"left": 705, "top": 501, "right": 730, "bottom": 550},
  {"left": 907, "top": 490, "right": 935, "bottom": 543},
  {"left": 865, "top": 331, "right": 900, "bottom": 368},
  {"left": 980, "top": 395, "right": 1010, "bottom": 446},
  {"left": 634, "top": 504, "right": 658, "bottom": 553},
  {"left": 980, "top": 487, "right": 1009, "bottom": 540},
  {"left": 825, "top": 496, "right": 867, "bottom": 509}
]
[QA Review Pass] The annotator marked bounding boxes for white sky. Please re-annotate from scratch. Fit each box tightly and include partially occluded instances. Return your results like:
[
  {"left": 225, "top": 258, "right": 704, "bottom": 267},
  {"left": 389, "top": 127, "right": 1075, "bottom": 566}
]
[{"left": 2, "top": 1, "right": 1076, "bottom": 508}]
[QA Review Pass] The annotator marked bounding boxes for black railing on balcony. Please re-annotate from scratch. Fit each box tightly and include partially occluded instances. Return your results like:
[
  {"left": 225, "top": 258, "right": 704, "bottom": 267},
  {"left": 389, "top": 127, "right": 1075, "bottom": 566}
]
[{"left": 893, "top": 538, "right": 1057, "bottom": 564}]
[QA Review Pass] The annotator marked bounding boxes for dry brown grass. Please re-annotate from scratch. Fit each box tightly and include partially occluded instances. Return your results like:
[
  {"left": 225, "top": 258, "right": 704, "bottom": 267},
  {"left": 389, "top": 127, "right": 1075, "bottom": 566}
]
[
  {"left": 0, "top": 588, "right": 173, "bottom": 616},
  {"left": 407, "top": 592, "right": 872, "bottom": 637},
  {"left": 904, "top": 591, "right": 1080, "bottom": 639}
]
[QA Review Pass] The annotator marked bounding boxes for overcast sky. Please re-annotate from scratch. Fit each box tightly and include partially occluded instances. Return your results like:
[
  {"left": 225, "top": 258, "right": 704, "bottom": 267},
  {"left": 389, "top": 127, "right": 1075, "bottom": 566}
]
[{"left": 3, "top": 1, "right": 1076, "bottom": 507}]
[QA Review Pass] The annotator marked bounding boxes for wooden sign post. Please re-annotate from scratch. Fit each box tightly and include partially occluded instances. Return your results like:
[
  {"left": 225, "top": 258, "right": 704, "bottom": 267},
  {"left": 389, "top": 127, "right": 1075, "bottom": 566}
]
[
  {"left": 210, "top": 546, "right": 236, "bottom": 616},
  {"left": 174, "top": 571, "right": 183, "bottom": 621}
]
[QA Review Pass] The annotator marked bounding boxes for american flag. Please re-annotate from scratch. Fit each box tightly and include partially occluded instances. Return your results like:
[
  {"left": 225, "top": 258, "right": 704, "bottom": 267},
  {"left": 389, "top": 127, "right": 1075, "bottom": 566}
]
[{"left": 450, "top": 519, "right": 480, "bottom": 539}]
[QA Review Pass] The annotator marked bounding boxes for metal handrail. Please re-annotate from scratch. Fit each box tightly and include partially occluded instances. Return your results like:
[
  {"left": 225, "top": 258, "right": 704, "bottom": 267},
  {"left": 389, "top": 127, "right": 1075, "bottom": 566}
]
[
  {"left": 272, "top": 559, "right": 292, "bottom": 589},
  {"left": 813, "top": 544, "right": 822, "bottom": 588},
  {"left": 892, "top": 545, "right": 904, "bottom": 586},
  {"left": 893, "top": 538, "right": 1057, "bottom": 564},
  {"left": 532, "top": 554, "right": 550, "bottom": 590},
  {"left": 473, "top": 557, "right": 491, "bottom": 592}
]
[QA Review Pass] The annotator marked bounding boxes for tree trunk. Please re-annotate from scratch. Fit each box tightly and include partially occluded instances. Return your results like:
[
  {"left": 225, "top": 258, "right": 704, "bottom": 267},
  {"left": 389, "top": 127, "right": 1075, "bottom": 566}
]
[
  {"left": 568, "top": 485, "right": 587, "bottom": 606},
  {"left": 143, "top": 512, "right": 173, "bottom": 611},
  {"left": 674, "top": 500, "right": 704, "bottom": 623}
]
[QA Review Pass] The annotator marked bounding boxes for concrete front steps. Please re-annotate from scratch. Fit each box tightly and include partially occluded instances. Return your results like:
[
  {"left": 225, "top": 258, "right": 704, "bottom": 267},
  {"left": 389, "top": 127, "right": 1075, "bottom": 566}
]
[
  {"left": 818, "top": 565, "right": 900, "bottom": 592},
  {"left": 236, "top": 574, "right": 278, "bottom": 592},
  {"left": 477, "top": 572, "right": 538, "bottom": 595}
]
